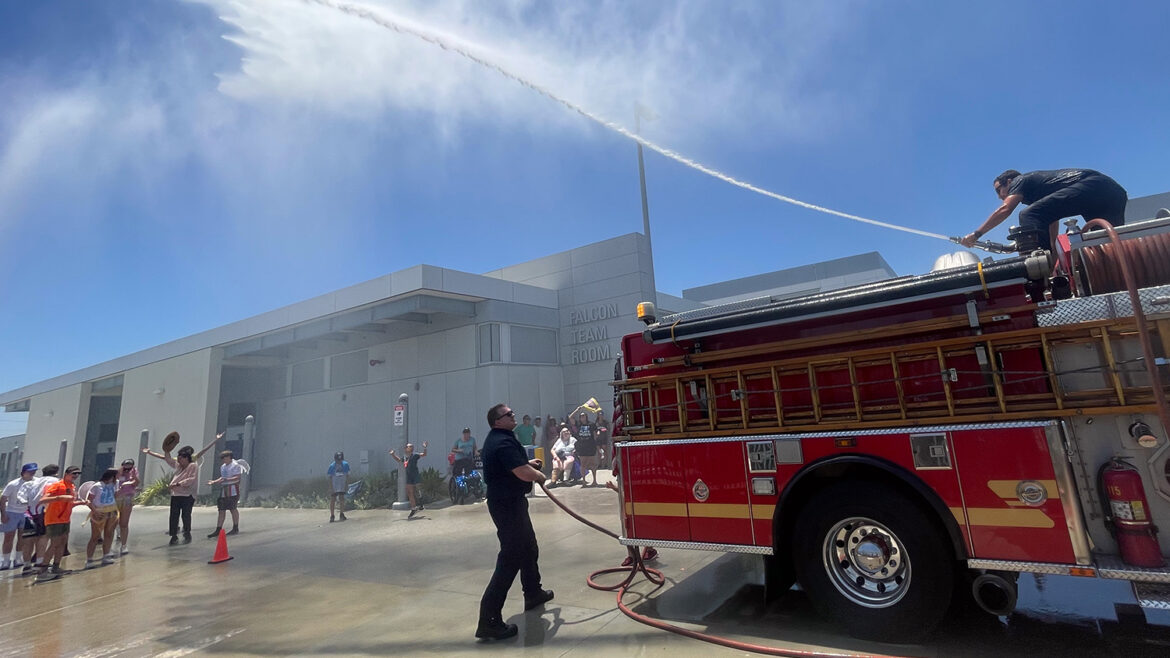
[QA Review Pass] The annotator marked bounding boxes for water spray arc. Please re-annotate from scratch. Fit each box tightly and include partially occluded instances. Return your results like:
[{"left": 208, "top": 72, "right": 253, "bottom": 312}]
[{"left": 303, "top": 0, "right": 950, "bottom": 243}]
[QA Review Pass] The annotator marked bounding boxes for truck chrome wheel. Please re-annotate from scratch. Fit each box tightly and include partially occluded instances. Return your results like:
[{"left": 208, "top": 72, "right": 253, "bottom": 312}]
[
  {"left": 794, "top": 481, "right": 953, "bottom": 641},
  {"left": 822, "top": 516, "right": 910, "bottom": 608}
]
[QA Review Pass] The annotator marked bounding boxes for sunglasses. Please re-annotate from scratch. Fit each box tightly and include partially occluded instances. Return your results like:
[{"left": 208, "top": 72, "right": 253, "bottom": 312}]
[{"left": 501, "top": 411, "right": 515, "bottom": 418}]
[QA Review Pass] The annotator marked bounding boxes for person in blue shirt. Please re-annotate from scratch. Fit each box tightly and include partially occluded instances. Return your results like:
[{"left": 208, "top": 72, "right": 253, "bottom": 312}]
[
  {"left": 449, "top": 428, "right": 478, "bottom": 477},
  {"left": 327, "top": 452, "right": 350, "bottom": 523}
]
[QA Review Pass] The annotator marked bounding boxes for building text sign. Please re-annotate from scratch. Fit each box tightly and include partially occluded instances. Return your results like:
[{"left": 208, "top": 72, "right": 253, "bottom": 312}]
[{"left": 567, "top": 302, "right": 619, "bottom": 364}]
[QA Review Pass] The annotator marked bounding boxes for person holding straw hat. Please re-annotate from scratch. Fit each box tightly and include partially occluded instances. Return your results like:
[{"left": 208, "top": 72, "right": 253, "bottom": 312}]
[{"left": 143, "top": 430, "right": 223, "bottom": 545}]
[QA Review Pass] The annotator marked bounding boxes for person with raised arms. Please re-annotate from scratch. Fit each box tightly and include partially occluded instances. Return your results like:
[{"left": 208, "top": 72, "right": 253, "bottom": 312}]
[{"left": 142, "top": 430, "right": 223, "bottom": 545}]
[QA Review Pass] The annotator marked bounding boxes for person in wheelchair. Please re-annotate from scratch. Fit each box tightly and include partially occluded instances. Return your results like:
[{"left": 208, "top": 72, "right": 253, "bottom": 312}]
[{"left": 450, "top": 428, "right": 478, "bottom": 477}]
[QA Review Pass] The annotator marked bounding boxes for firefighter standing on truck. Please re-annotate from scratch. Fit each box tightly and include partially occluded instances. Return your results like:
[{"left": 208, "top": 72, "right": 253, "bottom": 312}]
[{"left": 960, "top": 168, "right": 1127, "bottom": 250}]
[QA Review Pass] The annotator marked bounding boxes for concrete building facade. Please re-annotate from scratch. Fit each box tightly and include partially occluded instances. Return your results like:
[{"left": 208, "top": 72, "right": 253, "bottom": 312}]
[{"left": 1, "top": 235, "right": 893, "bottom": 492}]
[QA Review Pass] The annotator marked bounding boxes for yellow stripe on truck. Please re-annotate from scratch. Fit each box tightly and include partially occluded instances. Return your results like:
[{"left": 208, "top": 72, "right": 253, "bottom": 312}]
[
  {"left": 623, "top": 502, "right": 773, "bottom": 520},
  {"left": 986, "top": 479, "right": 1059, "bottom": 500},
  {"left": 950, "top": 506, "right": 1055, "bottom": 529},
  {"left": 624, "top": 502, "right": 689, "bottom": 517},
  {"left": 687, "top": 503, "right": 752, "bottom": 519}
]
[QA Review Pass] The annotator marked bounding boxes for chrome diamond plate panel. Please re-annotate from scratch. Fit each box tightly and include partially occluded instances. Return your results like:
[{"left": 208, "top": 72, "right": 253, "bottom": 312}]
[
  {"left": 1037, "top": 285, "right": 1170, "bottom": 326},
  {"left": 618, "top": 537, "right": 773, "bottom": 555},
  {"left": 1134, "top": 582, "right": 1170, "bottom": 610},
  {"left": 1096, "top": 555, "right": 1170, "bottom": 583},
  {"left": 967, "top": 559, "right": 1075, "bottom": 575}
]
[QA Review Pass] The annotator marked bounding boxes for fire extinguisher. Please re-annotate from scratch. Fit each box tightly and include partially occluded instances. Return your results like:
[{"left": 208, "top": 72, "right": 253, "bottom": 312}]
[{"left": 1098, "top": 457, "right": 1165, "bottom": 567}]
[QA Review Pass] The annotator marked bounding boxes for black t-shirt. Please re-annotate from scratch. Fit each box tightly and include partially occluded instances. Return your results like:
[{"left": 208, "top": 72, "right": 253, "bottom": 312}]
[
  {"left": 404, "top": 453, "right": 421, "bottom": 479},
  {"left": 1007, "top": 169, "right": 1100, "bottom": 205},
  {"left": 482, "top": 428, "right": 531, "bottom": 499},
  {"left": 575, "top": 424, "right": 597, "bottom": 456}
]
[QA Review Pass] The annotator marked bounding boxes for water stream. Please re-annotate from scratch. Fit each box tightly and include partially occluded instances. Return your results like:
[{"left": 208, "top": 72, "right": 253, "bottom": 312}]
[{"left": 303, "top": 0, "right": 951, "bottom": 242}]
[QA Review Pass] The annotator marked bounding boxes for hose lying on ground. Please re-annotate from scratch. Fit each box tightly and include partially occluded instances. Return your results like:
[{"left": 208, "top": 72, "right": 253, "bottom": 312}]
[{"left": 538, "top": 482, "right": 888, "bottom": 658}]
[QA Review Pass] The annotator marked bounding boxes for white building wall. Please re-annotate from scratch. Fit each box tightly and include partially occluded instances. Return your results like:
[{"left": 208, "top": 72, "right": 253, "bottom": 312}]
[
  {"left": 486, "top": 233, "right": 653, "bottom": 420},
  {"left": 250, "top": 324, "right": 563, "bottom": 488},
  {"left": 24, "top": 384, "right": 88, "bottom": 470},
  {"left": 117, "top": 348, "right": 222, "bottom": 488}
]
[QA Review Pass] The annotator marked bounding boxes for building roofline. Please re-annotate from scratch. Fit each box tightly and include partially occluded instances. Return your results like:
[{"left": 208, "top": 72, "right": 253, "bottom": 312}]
[{"left": 1, "top": 263, "right": 559, "bottom": 406}]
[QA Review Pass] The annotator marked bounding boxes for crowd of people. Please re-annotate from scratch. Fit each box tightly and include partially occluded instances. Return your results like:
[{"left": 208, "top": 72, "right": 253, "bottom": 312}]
[
  {"left": 445, "top": 408, "right": 611, "bottom": 491},
  {"left": 1, "top": 401, "right": 619, "bottom": 608},
  {"left": 0, "top": 431, "right": 254, "bottom": 583},
  {"left": 1, "top": 462, "right": 138, "bottom": 582}
]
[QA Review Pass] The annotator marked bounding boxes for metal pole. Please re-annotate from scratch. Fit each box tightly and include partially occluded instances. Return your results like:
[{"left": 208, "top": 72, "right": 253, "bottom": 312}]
[
  {"left": 636, "top": 107, "right": 657, "bottom": 306},
  {"left": 138, "top": 430, "right": 150, "bottom": 484},
  {"left": 391, "top": 393, "right": 412, "bottom": 510},
  {"left": 241, "top": 415, "right": 255, "bottom": 502}
]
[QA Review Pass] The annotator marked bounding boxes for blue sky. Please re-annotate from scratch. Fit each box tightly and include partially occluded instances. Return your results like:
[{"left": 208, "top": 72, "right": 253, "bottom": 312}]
[{"left": 2, "top": 0, "right": 1168, "bottom": 435}]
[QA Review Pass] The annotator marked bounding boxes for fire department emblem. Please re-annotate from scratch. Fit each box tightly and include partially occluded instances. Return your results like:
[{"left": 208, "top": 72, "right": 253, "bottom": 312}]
[
  {"left": 1016, "top": 480, "right": 1048, "bottom": 507},
  {"left": 692, "top": 479, "right": 710, "bottom": 502}
]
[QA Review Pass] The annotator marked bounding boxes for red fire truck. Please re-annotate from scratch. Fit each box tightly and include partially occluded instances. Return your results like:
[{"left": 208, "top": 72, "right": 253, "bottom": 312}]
[{"left": 612, "top": 216, "right": 1170, "bottom": 641}]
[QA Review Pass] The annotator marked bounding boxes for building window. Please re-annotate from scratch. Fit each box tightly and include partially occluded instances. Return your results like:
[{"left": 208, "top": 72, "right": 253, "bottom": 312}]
[
  {"left": 510, "top": 325, "right": 558, "bottom": 364},
  {"left": 479, "top": 323, "right": 502, "bottom": 364},
  {"left": 330, "top": 349, "right": 369, "bottom": 388},
  {"left": 291, "top": 358, "right": 325, "bottom": 395}
]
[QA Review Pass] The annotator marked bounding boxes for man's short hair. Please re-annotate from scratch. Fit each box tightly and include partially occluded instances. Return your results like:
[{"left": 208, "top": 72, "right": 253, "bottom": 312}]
[
  {"left": 220, "top": 450, "right": 233, "bottom": 459},
  {"left": 42, "top": 464, "right": 60, "bottom": 477},
  {"left": 994, "top": 169, "right": 1021, "bottom": 189},
  {"left": 486, "top": 403, "right": 509, "bottom": 426}
]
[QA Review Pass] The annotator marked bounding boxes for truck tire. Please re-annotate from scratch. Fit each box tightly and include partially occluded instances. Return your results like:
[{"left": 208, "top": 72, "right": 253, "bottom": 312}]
[{"left": 792, "top": 481, "right": 954, "bottom": 642}]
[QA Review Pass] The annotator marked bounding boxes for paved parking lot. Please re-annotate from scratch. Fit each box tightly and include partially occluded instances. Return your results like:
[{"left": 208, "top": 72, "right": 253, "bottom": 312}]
[{"left": 3, "top": 476, "right": 1169, "bottom": 657}]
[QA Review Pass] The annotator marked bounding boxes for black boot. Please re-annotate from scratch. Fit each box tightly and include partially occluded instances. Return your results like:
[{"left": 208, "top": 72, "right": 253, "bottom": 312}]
[
  {"left": 474, "top": 620, "right": 518, "bottom": 641},
  {"left": 208, "top": 528, "right": 222, "bottom": 539},
  {"left": 182, "top": 532, "right": 192, "bottom": 544},
  {"left": 169, "top": 535, "right": 179, "bottom": 546},
  {"left": 524, "top": 589, "right": 555, "bottom": 611}
]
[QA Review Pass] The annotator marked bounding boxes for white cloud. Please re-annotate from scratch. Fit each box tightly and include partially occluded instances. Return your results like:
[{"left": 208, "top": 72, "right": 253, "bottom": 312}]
[
  {"left": 0, "top": 0, "right": 874, "bottom": 246},
  {"left": 192, "top": 0, "right": 870, "bottom": 149}
]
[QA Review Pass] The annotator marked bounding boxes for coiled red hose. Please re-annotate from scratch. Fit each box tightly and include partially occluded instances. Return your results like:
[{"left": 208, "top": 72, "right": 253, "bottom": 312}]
[
  {"left": 1078, "top": 230, "right": 1170, "bottom": 295},
  {"left": 1081, "top": 219, "right": 1170, "bottom": 442},
  {"left": 538, "top": 482, "right": 890, "bottom": 657}
]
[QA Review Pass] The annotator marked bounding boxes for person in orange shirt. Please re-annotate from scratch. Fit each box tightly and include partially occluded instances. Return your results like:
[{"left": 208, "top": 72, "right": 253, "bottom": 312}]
[{"left": 38, "top": 466, "right": 84, "bottom": 582}]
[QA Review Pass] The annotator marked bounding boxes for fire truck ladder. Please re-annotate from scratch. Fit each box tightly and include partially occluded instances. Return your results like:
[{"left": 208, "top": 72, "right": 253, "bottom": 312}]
[{"left": 617, "top": 316, "right": 1170, "bottom": 439}]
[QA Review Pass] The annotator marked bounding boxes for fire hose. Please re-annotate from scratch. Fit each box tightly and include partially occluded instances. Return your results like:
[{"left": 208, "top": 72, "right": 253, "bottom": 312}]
[{"left": 537, "top": 481, "right": 890, "bottom": 658}]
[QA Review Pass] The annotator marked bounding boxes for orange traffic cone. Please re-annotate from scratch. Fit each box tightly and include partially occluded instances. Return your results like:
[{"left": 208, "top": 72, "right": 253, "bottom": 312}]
[{"left": 208, "top": 528, "right": 233, "bottom": 564}]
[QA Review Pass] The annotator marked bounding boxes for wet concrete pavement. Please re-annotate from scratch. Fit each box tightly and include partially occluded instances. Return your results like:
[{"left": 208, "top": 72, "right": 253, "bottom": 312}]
[{"left": 2, "top": 474, "right": 1169, "bottom": 657}]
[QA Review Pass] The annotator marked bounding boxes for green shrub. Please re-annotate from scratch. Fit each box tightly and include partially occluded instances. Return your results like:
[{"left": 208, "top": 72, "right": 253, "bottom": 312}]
[
  {"left": 136, "top": 477, "right": 171, "bottom": 506},
  {"left": 417, "top": 467, "right": 446, "bottom": 505},
  {"left": 350, "top": 471, "right": 398, "bottom": 510}
]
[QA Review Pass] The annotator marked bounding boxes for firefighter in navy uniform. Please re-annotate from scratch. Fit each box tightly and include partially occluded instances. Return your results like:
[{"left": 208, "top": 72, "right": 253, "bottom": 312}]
[
  {"left": 475, "top": 403, "right": 554, "bottom": 641},
  {"left": 960, "top": 168, "right": 1127, "bottom": 251}
]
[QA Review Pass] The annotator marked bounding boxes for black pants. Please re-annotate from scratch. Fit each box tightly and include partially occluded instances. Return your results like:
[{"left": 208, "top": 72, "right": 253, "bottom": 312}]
[
  {"left": 478, "top": 496, "right": 542, "bottom": 623},
  {"left": 169, "top": 495, "right": 194, "bottom": 536},
  {"left": 452, "top": 458, "right": 474, "bottom": 477},
  {"left": 1020, "top": 175, "right": 1127, "bottom": 250}
]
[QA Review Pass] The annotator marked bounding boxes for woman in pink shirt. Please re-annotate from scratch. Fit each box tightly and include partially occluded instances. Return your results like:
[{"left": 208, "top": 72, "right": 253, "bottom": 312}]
[
  {"left": 143, "top": 431, "right": 222, "bottom": 545},
  {"left": 114, "top": 458, "right": 139, "bottom": 555}
]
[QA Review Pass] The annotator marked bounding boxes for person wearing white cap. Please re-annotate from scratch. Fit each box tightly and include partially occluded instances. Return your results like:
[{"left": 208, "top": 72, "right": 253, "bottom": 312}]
[{"left": 0, "top": 463, "right": 38, "bottom": 570}]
